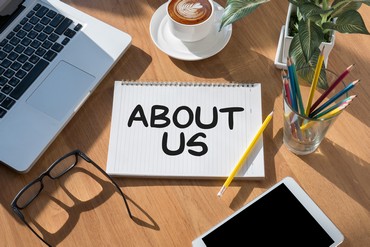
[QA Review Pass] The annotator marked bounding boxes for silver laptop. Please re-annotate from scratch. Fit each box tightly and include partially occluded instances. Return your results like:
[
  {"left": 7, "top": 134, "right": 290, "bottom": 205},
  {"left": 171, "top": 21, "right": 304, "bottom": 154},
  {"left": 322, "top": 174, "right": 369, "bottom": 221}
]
[{"left": 0, "top": 0, "right": 131, "bottom": 172}]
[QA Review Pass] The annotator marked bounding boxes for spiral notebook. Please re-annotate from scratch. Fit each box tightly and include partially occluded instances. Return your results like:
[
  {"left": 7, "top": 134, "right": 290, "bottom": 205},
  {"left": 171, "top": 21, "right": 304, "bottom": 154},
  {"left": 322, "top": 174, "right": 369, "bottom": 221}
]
[{"left": 106, "top": 81, "right": 264, "bottom": 179}]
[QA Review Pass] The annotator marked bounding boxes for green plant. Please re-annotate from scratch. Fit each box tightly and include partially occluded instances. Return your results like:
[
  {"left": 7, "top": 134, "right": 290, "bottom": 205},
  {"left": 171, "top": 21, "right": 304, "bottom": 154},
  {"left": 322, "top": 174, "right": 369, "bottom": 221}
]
[
  {"left": 220, "top": 0, "right": 369, "bottom": 88},
  {"left": 288, "top": 0, "right": 370, "bottom": 70},
  {"left": 219, "top": 0, "right": 270, "bottom": 31}
]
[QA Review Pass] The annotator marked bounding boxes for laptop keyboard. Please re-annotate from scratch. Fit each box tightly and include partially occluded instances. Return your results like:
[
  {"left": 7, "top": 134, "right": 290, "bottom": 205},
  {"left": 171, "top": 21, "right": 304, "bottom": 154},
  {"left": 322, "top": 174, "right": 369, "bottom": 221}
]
[{"left": 0, "top": 3, "right": 82, "bottom": 118}]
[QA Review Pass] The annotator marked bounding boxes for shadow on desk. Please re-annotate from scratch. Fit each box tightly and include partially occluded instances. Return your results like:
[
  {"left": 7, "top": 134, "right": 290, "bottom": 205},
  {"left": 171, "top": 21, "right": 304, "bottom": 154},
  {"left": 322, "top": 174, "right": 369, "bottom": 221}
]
[
  {"left": 299, "top": 138, "right": 370, "bottom": 212},
  {"left": 9, "top": 167, "right": 158, "bottom": 246}
]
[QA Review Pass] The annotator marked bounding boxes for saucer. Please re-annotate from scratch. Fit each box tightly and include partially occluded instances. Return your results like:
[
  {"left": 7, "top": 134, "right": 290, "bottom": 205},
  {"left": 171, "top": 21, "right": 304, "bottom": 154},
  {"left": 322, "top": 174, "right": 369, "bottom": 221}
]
[{"left": 150, "top": 2, "right": 232, "bottom": 61}]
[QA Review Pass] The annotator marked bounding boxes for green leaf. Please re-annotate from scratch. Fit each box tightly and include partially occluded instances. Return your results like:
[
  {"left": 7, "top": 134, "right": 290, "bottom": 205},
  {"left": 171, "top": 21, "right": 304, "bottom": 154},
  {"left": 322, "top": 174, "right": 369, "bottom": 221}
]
[
  {"left": 289, "top": 34, "right": 328, "bottom": 89},
  {"left": 331, "top": 1, "right": 361, "bottom": 18},
  {"left": 296, "top": 65, "right": 329, "bottom": 90},
  {"left": 219, "top": 0, "right": 269, "bottom": 30},
  {"left": 298, "top": 3, "right": 333, "bottom": 19},
  {"left": 288, "top": 0, "right": 303, "bottom": 6},
  {"left": 298, "top": 19, "right": 324, "bottom": 62},
  {"left": 322, "top": 10, "right": 370, "bottom": 34},
  {"left": 333, "top": 0, "right": 370, "bottom": 7}
]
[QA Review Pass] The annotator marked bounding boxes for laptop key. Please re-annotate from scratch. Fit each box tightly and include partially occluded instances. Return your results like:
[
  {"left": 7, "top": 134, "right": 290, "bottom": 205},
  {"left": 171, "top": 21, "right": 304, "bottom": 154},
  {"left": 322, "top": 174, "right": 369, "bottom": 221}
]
[
  {"left": 64, "top": 29, "right": 76, "bottom": 38},
  {"left": 27, "top": 10, "right": 36, "bottom": 18},
  {"left": 0, "top": 51, "right": 7, "bottom": 60},
  {"left": 74, "top": 23, "right": 82, "bottom": 31},
  {"left": 1, "top": 97, "right": 15, "bottom": 110},
  {"left": 48, "top": 33, "right": 59, "bottom": 42},
  {"left": 33, "top": 4, "right": 41, "bottom": 11},
  {"left": 17, "top": 54, "right": 28, "bottom": 63},
  {"left": 46, "top": 10, "right": 57, "bottom": 19},
  {"left": 55, "top": 18, "right": 73, "bottom": 35},
  {"left": 29, "top": 16, "right": 40, "bottom": 25},
  {"left": 35, "top": 6, "right": 49, "bottom": 18},
  {"left": 0, "top": 93, "right": 5, "bottom": 102},
  {"left": 21, "top": 37, "right": 32, "bottom": 46},
  {"left": 8, "top": 78, "right": 20, "bottom": 87},
  {"left": 15, "top": 69, "right": 27, "bottom": 79},
  {"left": 50, "top": 14, "right": 64, "bottom": 27},
  {"left": 10, "top": 59, "right": 49, "bottom": 100},
  {"left": 4, "top": 69, "right": 15, "bottom": 78},
  {"left": 51, "top": 43, "right": 63, "bottom": 52},
  {"left": 0, "top": 107, "right": 6, "bottom": 118},
  {"left": 1, "top": 59, "right": 12, "bottom": 68},
  {"left": 29, "top": 55, "right": 40, "bottom": 64},
  {"left": 43, "top": 50, "right": 57, "bottom": 61},
  {"left": 0, "top": 76, "right": 8, "bottom": 86},
  {"left": 1, "top": 85, "right": 13, "bottom": 94}
]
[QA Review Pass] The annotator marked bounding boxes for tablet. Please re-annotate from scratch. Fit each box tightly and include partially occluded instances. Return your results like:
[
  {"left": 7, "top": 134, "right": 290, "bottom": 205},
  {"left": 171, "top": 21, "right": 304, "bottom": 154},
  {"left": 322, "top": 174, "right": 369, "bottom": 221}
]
[{"left": 192, "top": 177, "right": 344, "bottom": 246}]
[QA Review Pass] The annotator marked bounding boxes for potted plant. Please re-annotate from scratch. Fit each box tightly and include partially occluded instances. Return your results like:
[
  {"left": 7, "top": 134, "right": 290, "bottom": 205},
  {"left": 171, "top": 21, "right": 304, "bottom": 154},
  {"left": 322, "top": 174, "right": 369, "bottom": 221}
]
[
  {"left": 220, "top": 0, "right": 370, "bottom": 79},
  {"left": 284, "top": 0, "right": 370, "bottom": 72}
]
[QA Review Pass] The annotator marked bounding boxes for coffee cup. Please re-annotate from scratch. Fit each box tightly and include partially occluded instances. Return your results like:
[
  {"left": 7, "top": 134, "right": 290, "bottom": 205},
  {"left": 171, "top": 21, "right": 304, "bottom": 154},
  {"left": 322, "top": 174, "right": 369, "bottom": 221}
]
[{"left": 166, "top": 0, "right": 214, "bottom": 42}]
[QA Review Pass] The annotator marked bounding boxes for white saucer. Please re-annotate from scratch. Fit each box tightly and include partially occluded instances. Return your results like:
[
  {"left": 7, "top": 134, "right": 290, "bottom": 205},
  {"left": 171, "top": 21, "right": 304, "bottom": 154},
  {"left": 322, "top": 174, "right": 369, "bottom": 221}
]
[{"left": 150, "top": 2, "right": 232, "bottom": 61}]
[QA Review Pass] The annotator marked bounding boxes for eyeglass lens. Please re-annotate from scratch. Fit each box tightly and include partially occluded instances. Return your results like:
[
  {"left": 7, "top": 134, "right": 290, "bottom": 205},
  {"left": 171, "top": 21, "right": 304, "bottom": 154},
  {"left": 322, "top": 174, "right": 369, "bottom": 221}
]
[
  {"left": 16, "top": 154, "right": 77, "bottom": 208},
  {"left": 49, "top": 153, "right": 77, "bottom": 178},
  {"left": 16, "top": 181, "right": 42, "bottom": 208}
]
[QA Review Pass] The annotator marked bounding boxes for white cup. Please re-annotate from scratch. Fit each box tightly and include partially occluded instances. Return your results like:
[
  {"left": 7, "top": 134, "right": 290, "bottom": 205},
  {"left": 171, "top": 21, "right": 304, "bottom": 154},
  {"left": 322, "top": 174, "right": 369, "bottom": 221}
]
[{"left": 166, "top": 0, "right": 215, "bottom": 42}]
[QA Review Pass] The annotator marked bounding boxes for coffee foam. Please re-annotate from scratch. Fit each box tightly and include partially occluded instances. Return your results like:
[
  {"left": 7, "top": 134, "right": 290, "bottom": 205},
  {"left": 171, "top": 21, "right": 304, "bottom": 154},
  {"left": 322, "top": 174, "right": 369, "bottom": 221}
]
[{"left": 168, "top": 0, "right": 212, "bottom": 25}]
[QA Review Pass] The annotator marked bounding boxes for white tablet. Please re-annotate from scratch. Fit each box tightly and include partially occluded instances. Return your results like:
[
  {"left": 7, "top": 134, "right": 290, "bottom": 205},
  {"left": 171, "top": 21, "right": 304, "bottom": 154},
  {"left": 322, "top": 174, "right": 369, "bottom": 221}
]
[{"left": 193, "top": 177, "right": 344, "bottom": 246}]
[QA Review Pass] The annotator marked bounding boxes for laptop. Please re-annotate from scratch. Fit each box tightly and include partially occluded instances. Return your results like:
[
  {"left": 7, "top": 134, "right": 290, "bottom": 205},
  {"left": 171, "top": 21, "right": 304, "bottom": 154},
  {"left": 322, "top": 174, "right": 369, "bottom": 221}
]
[{"left": 0, "top": 0, "right": 131, "bottom": 173}]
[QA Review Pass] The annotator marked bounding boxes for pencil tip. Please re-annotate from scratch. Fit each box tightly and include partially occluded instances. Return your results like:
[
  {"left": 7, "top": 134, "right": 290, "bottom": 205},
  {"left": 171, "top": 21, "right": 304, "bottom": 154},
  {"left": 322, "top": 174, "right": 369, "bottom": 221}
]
[
  {"left": 348, "top": 64, "right": 355, "bottom": 70},
  {"left": 217, "top": 186, "right": 226, "bottom": 197},
  {"left": 287, "top": 57, "right": 291, "bottom": 65},
  {"left": 321, "top": 45, "right": 325, "bottom": 53}
]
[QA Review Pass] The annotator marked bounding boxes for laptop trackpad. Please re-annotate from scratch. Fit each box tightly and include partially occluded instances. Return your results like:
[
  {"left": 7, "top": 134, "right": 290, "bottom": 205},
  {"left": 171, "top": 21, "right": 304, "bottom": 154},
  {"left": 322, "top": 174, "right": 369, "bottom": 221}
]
[{"left": 27, "top": 61, "right": 95, "bottom": 121}]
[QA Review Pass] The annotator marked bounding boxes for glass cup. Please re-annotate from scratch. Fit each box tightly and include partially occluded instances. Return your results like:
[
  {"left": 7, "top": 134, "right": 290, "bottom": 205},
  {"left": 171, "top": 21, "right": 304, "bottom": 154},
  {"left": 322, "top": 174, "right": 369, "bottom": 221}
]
[{"left": 282, "top": 67, "right": 348, "bottom": 155}]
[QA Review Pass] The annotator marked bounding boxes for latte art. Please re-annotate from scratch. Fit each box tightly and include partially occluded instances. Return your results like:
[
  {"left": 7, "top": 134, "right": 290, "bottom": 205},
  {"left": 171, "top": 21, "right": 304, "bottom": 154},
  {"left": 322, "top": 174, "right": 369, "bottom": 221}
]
[
  {"left": 176, "top": 2, "right": 205, "bottom": 19},
  {"left": 168, "top": 0, "right": 212, "bottom": 25}
]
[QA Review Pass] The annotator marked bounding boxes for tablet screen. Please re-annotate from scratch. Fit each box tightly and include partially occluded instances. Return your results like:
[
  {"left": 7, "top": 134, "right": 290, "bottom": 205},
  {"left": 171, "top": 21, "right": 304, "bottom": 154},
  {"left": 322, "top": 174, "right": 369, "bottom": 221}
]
[{"left": 202, "top": 183, "right": 334, "bottom": 246}]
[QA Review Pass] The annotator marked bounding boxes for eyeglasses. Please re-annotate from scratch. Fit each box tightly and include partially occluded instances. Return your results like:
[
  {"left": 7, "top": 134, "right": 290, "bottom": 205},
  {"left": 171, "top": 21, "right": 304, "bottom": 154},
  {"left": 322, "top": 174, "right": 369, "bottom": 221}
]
[{"left": 11, "top": 150, "right": 132, "bottom": 246}]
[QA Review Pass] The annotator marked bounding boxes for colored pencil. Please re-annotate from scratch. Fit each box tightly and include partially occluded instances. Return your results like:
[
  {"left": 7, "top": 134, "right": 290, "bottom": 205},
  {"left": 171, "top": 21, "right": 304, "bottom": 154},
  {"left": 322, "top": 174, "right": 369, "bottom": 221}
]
[
  {"left": 300, "top": 104, "right": 348, "bottom": 131},
  {"left": 309, "top": 64, "right": 354, "bottom": 114},
  {"left": 318, "top": 103, "right": 348, "bottom": 120},
  {"left": 282, "top": 70, "right": 292, "bottom": 106},
  {"left": 288, "top": 57, "right": 305, "bottom": 115},
  {"left": 309, "top": 80, "right": 360, "bottom": 118},
  {"left": 286, "top": 58, "right": 298, "bottom": 112},
  {"left": 312, "top": 95, "right": 356, "bottom": 119},
  {"left": 217, "top": 111, "right": 273, "bottom": 197},
  {"left": 305, "top": 47, "right": 325, "bottom": 116}
]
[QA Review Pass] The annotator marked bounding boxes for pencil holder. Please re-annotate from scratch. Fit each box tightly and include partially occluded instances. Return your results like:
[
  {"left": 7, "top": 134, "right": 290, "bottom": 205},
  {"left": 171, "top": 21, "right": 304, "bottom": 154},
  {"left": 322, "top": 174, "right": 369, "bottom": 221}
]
[{"left": 282, "top": 67, "right": 350, "bottom": 155}]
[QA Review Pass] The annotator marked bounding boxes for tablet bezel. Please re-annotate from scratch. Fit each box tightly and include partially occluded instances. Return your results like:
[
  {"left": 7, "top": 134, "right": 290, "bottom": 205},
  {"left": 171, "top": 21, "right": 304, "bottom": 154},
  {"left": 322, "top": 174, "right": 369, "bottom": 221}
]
[{"left": 192, "top": 177, "right": 344, "bottom": 247}]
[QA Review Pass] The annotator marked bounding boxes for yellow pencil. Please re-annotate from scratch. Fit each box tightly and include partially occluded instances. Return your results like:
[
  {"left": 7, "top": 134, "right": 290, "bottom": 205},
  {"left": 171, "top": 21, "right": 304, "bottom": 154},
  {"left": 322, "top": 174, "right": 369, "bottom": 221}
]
[
  {"left": 217, "top": 111, "right": 273, "bottom": 197},
  {"left": 305, "top": 47, "right": 325, "bottom": 116},
  {"left": 319, "top": 104, "right": 347, "bottom": 119},
  {"left": 300, "top": 104, "right": 347, "bottom": 131}
]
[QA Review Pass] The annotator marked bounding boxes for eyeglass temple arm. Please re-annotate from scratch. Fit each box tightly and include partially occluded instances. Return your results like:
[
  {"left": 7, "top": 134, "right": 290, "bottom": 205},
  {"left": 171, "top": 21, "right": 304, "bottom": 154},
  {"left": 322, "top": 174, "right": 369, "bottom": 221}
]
[
  {"left": 12, "top": 207, "right": 52, "bottom": 247},
  {"left": 79, "top": 152, "right": 133, "bottom": 219}
]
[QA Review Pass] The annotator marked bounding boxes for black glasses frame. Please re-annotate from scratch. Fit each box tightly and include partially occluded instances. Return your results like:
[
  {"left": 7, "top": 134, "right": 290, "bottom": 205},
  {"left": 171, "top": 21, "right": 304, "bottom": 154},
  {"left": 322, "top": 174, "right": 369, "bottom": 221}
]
[{"left": 11, "top": 149, "right": 132, "bottom": 246}]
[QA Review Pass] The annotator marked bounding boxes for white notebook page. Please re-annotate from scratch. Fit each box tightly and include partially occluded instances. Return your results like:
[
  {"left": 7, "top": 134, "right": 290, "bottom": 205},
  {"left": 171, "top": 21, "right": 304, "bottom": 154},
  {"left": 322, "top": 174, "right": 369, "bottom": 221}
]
[{"left": 107, "top": 81, "right": 264, "bottom": 179}]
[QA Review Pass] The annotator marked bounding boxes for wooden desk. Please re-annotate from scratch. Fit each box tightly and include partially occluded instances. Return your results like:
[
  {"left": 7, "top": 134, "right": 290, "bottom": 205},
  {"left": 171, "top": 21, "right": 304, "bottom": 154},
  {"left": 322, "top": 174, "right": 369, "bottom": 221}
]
[{"left": 1, "top": 1, "right": 369, "bottom": 246}]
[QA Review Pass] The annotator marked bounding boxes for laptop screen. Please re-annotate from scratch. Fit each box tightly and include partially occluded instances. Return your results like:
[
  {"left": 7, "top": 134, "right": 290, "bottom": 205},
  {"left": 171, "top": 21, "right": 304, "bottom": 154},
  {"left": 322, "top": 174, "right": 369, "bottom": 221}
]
[{"left": 0, "top": 0, "right": 24, "bottom": 32}]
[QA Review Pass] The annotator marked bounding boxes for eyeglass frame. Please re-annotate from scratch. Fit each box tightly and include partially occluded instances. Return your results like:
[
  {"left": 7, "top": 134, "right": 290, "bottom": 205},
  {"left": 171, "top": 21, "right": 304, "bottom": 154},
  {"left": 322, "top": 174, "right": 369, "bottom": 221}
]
[{"left": 11, "top": 149, "right": 132, "bottom": 246}]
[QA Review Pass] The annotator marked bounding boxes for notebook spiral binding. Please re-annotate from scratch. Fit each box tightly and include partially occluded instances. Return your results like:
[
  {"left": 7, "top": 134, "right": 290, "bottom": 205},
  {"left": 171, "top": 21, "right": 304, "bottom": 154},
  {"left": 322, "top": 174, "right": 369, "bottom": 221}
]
[{"left": 120, "top": 81, "right": 256, "bottom": 87}]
